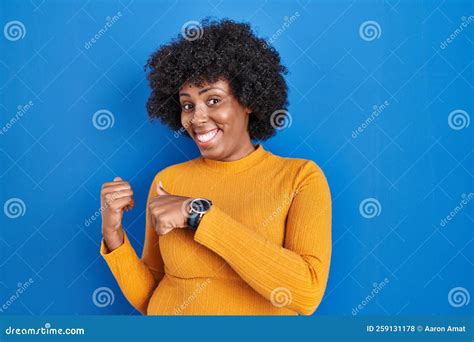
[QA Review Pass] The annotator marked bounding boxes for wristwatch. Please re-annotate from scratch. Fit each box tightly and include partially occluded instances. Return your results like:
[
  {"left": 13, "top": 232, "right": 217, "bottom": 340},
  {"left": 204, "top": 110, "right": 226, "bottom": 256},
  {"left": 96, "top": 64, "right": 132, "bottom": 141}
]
[{"left": 187, "top": 198, "right": 212, "bottom": 230}]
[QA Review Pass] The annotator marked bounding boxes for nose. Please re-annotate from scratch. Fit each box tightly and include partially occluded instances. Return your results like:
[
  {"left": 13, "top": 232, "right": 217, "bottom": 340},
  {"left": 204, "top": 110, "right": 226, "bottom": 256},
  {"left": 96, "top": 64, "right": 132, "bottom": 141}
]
[{"left": 192, "top": 103, "right": 209, "bottom": 124}]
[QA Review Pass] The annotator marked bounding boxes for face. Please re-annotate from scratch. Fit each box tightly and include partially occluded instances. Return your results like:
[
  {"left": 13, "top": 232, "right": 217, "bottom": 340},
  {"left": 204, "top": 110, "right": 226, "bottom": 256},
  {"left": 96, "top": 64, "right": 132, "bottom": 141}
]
[{"left": 179, "top": 79, "right": 252, "bottom": 160}]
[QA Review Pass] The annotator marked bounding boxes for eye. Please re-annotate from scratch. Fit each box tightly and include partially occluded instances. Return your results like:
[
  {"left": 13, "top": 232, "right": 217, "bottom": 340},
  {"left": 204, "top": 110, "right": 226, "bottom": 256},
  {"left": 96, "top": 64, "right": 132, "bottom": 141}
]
[
  {"left": 181, "top": 103, "right": 194, "bottom": 111},
  {"left": 207, "top": 97, "right": 221, "bottom": 106}
]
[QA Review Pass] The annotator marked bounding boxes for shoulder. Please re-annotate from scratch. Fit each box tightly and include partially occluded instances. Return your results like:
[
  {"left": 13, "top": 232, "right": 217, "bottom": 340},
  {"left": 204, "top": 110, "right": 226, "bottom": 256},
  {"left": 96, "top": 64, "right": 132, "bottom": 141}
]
[
  {"left": 265, "top": 150, "right": 325, "bottom": 177},
  {"left": 264, "top": 150, "right": 329, "bottom": 194}
]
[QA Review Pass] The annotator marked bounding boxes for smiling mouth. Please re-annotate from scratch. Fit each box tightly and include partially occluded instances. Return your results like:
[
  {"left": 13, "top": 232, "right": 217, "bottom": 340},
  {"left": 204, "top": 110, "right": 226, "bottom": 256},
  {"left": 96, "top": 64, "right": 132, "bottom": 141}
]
[{"left": 195, "top": 128, "right": 220, "bottom": 143}]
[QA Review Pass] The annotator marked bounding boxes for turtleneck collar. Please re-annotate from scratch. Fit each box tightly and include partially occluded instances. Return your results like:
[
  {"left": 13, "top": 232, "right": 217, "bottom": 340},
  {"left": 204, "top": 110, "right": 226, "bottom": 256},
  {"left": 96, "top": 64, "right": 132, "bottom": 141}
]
[{"left": 198, "top": 144, "right": 269, "bottom": 174}]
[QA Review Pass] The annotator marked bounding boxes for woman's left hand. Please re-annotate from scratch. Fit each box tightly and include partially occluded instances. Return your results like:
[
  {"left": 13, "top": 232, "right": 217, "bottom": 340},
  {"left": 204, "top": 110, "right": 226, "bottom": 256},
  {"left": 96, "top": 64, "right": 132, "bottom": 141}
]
[{"left": 148, "top": 181, "right": 193, "bottom": 236}]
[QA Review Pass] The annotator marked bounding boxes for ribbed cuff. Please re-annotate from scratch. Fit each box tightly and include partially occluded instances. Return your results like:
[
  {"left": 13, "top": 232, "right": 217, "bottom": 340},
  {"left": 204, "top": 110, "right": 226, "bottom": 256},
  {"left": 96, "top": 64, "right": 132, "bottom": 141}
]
[
  {"left": 193, "top": 205, "right": 234, "bottom": 252},
  {"left": 100, "top": 230, "right": 136, "bottom": 261}
]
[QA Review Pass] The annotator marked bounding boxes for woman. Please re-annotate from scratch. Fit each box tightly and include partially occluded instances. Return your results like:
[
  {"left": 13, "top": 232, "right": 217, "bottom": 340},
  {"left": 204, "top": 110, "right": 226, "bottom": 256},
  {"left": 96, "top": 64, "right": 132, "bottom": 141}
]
[{"left": 100, "top": 19, "right": 332, "bottom": 315}]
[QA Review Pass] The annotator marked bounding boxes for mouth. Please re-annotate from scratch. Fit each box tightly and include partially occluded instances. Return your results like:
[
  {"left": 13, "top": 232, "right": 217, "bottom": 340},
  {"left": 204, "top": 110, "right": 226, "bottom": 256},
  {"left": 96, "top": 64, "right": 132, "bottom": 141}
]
[{"left": 193, "top": 128, "right": 222, "bottom": 148}]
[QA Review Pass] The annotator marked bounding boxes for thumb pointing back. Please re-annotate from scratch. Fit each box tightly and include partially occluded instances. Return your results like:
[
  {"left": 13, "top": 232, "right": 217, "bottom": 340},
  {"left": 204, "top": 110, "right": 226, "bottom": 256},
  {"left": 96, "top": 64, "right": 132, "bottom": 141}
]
[{"left": 156, "top": 180, "right": 170, "bottom": 196}]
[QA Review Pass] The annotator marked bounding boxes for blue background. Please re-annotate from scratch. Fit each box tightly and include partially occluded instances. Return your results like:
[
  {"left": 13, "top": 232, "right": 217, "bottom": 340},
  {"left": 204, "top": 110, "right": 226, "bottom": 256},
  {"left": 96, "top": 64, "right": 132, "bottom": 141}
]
[{"left": 1, "top": 0, "right": 472, "bottom": 317}]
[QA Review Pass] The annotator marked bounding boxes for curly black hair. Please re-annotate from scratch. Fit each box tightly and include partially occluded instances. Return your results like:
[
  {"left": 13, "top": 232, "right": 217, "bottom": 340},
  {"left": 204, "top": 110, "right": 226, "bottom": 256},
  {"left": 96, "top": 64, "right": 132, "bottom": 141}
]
[{"left": 144, "top": 18, "right": 289, "bottom": 141}]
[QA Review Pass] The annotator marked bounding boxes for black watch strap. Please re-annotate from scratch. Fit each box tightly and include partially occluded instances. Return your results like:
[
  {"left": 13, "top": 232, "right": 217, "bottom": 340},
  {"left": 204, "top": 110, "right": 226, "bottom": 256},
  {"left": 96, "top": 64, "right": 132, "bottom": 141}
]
[
  {"left": 187, "top": 211, "right": 202, "bottom": 230},
  {"left": 187, "top": 198, "right": 212, "bottom": 230}
]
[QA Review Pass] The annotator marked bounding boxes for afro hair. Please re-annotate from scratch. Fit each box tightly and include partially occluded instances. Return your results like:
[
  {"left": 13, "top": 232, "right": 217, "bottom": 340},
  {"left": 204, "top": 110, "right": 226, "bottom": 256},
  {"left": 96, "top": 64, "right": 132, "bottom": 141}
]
[{"left": 144, "top": 18, "right": 289, "bottom": 141}]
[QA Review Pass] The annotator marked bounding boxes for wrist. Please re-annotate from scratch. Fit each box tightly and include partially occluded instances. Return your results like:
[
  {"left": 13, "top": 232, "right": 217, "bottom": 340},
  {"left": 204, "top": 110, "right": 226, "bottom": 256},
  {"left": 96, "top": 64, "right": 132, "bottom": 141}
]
[
  {"left": 103, "top": 229, "right": 124, "bottom": 252},
  {"left": 187, "top": 198, "right": 212, "bottom": 230}
]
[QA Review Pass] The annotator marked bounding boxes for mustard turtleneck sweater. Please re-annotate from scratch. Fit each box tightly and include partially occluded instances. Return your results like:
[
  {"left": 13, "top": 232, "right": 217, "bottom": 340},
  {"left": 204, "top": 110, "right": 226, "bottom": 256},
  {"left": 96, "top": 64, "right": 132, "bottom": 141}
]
[{"left": 100, "top": 144, "right": 332, "bottom": 315}]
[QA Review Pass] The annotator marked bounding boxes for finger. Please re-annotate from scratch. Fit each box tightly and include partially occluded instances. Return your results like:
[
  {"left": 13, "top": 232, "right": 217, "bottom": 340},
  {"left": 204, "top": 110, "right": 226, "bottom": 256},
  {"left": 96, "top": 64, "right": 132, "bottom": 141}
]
[
  {"left": 108, "top": 196, "right": 133, "bottom": 211},
  {"left": 156, "top": 180, "right": 170, "bottom": 196},
  {"left": 124, "top": 198, "right": 135, "bottom": 212},
  {"left": 102, "top": 185, "right": 132, "bottom": 194},
  {"left": 102, "top": 181, "right": 130, "bottom": 189},
  {"left": 148, "top": 203, "right": 162, "bottom": 230},
  {"left": 148, "top": 205, "right": 156, "bottom": 230},
  {"left": 114, "top": 177, "right": 123, "bottom": 182},
  {"left": 104, "top": 193, "right": 133, "bottom": 208},
  {"left": 104, "top": 189, "right": 133, "bottom": 201}
]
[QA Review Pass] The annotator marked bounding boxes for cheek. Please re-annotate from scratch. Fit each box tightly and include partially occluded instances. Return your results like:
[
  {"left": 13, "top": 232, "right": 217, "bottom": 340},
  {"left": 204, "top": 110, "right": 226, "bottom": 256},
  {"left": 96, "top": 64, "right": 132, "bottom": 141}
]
[
  {"left": 218, "top": 109, "right": 247, "bottom": 131},
  {"left": 211, "top": 105, "right": 237, "bottom": 127},
  {"left": 181, "top": 112, "right": 191, "bottom": 128},
  {"left": 215, "top": 111, "right": 231, "bottom": 124}
]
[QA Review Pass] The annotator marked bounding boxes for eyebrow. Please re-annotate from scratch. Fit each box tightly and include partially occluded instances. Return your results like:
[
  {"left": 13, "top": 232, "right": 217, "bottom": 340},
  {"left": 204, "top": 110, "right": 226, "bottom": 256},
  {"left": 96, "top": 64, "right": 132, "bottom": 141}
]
[{"left": 179, "top": 86, "right": 225, "bottom": 97}]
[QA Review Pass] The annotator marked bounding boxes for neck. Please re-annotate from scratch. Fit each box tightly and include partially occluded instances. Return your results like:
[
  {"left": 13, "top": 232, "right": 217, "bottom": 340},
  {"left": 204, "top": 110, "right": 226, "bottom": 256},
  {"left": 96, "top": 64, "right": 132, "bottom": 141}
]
[
  {"left": 200, "top": 143, "right": 267, "bottom": 174},
  {"left": 221, "top": 140, "right": 255, "bottom": 161}
]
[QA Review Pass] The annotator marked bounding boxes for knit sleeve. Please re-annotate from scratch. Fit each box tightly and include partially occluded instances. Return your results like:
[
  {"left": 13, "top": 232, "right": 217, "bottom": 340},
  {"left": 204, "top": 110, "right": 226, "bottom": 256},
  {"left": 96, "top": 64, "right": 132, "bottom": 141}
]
[
  {"left": 193, "top": 160, "right": 332, "bottom": 315},
  {"left": 100, "top": 175, "right": 165, "bottom": 315}
]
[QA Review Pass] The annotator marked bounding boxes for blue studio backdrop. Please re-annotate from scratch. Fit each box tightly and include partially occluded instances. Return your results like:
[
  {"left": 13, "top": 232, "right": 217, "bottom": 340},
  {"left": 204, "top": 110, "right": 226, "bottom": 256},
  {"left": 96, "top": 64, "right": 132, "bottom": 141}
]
[{"left": 1, "top": 0, "right": 473, "bottom": 317}]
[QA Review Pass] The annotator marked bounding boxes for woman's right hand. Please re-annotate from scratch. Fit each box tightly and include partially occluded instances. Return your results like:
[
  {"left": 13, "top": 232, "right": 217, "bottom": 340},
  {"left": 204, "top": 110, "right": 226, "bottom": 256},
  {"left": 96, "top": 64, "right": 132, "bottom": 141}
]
[{"left": 100, "top": 177, "right": 134, "bottom": 252}]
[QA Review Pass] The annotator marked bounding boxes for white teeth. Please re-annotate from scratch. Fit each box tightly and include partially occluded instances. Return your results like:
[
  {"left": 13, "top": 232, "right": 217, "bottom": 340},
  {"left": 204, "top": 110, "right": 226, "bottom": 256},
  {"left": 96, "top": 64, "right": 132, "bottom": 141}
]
[{"left": 196, "top": 129, "right": 218, "bottom": 142}]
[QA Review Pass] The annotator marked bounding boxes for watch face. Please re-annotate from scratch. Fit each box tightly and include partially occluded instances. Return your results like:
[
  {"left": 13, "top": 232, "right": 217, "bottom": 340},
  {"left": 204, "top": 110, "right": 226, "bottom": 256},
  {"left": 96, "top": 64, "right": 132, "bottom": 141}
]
[{"left": 191, "top": 198, "right": 211, "bottom": 214}]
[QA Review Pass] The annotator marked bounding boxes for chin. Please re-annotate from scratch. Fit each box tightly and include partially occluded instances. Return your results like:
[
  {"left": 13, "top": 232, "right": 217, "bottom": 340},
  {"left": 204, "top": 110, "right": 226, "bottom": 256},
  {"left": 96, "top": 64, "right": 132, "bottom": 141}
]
[
  {"left": 199, "top": 144, "right": 224, "bottom": 159},
  {"left": 199, "top": 147, "right": 217, "bottom": 158}
]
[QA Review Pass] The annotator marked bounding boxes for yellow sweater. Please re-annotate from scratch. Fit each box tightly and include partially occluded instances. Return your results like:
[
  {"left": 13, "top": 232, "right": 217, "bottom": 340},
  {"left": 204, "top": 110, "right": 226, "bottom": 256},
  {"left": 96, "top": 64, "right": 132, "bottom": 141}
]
[{"left": 100, "top": 144, "right": 332, "bottom": 315}]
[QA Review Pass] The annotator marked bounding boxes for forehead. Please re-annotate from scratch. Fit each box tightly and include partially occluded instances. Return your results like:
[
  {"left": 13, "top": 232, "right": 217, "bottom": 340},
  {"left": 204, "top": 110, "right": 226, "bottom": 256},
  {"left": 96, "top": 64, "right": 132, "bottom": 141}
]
[{"left": 179, "top": 79, "right": 229, "bottom": 93}]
